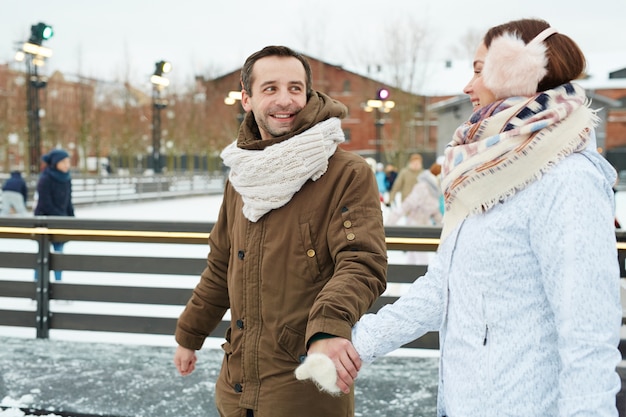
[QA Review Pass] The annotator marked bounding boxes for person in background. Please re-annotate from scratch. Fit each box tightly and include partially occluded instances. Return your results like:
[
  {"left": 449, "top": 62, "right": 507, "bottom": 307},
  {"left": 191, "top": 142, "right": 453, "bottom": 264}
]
[
  {"left": 302, "top": 18, "right": 622, "bottom": 417},
  {"left": 384, "top": 164, "right": 397, "bottom": 197},
  {"left": 613, "top": 176, "right": 621, "bottom": 228},
  {"left": 1, "top": 170, "right": 28, "bottom": 216},
  {"left": 173, "top": 45, "right": 387, "bottom": 417},
  {"left": 435, "top": 156, "right": 445, "bottom": 215},
  {"left": 387, "top": 162, "right": 442, "bottom": 228},
  {"left": 35, "top": 148, "right": 74, "bottom": 281},
  {"left": 374, "top": 162, "right": 388, "bottom": 203},
  {"left": 386, "top": 162, "right": 443, "bottom": 265},
  {"left": 388, "top": 153, "right": 423, "bottom": 206}
]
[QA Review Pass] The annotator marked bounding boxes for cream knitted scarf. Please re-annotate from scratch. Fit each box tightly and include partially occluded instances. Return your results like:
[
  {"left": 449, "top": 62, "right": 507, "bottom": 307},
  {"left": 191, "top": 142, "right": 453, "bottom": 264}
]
[
  {"left": 221, "top": 117, "right": 345, "bottom": 222},
  {"left": 440, "top": 82, "right": 597, "bottom": 240}
]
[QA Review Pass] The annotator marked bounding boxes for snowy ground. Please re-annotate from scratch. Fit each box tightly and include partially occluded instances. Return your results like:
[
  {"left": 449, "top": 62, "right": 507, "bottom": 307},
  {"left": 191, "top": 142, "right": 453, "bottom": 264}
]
[{"left": 0, "top": 336, "right": 439, "bottom": 417}]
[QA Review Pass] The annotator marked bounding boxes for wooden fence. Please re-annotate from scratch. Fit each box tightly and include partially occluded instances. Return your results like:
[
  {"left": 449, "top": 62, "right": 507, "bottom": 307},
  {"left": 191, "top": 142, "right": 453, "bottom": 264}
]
[{"left": 1, "top": 216, "right": 625, "bottom": 355}]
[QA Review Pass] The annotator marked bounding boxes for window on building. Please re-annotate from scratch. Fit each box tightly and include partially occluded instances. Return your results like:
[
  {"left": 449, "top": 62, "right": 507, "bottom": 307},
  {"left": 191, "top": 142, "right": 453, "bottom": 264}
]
[{"left": 343, "top": 80, "right": 351, "bottom": 93}]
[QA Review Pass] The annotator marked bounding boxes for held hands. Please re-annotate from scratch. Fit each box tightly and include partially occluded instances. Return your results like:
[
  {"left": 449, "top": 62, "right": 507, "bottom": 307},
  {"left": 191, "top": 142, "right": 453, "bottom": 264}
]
[
  {"left": 173, "top": 345, "right": 197, "bottom": 376},
  {"left": 294, "top": 337, "right": 361, "bottom": 395},
  {"left": 175, "top": 338, "right": 362, "bottom": 393}
]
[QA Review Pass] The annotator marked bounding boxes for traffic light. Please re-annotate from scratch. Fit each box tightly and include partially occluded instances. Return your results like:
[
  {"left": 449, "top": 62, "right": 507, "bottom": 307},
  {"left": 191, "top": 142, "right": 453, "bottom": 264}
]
[
  {"left": 29, "top": 22, "right": 53, "bottom": 45},
  {"left": 376, "top": 88, "right": 390, "bottom": 101},
  {"left": 154, "top": 60, "right": 172, "bottom": 76}
]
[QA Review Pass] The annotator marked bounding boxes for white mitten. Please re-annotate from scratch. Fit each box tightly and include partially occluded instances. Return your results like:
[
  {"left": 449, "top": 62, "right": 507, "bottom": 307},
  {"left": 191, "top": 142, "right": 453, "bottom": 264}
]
[{"left": 294, "top": 353, "right": 341, "bottom": 395}]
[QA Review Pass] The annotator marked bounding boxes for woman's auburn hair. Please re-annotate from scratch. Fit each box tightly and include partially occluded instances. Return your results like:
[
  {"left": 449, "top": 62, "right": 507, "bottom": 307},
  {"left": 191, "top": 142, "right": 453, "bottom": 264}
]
[{"left": 483, "top": 18, "right": 587, "bottom": 92}]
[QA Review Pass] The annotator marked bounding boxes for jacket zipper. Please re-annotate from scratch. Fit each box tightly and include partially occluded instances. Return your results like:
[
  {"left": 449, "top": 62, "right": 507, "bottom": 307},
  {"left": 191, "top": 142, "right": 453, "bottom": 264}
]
[
  {"left": 481, "top": 293, "right": 489, "bottom": 346},
  {"left": 483, "top": 324, "right": 489, "bottom": 346}
]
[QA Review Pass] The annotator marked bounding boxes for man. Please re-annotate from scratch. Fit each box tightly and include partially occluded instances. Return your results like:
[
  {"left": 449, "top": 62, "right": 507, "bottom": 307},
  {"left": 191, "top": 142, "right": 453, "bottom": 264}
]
[
  {"left": 173, "top": 46, "right": 387, "bottom": 417},
  {"left": 34, "top": 148, "right": 74, "bottom": 282},
  {"left": 1, "top": 170, "right": 28, "bottom": 216},
  {"left": 389, "top": 153, "right": 423, "bottom": 205}
]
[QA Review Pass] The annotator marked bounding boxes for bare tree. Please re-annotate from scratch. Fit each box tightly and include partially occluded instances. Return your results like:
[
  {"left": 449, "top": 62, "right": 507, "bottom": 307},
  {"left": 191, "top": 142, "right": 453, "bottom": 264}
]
[
  {"left": 376, "top": 17, "right": 435, "bottom": 163},
  {"left": 382, "top": 16, "right": 433, "bottom": 94},
  {"left": 450, "top": 28, "right": 484, "bottom": 61},
  {"left": 294, "top": 14, "right": 330, "bottom": 60}
]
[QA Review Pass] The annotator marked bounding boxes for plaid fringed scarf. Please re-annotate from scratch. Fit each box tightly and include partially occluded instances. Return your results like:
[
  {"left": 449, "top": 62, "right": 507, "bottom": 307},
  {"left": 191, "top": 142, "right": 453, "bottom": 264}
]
[{"left": 440, "top": 82, "right": 598, "bottom": 240}]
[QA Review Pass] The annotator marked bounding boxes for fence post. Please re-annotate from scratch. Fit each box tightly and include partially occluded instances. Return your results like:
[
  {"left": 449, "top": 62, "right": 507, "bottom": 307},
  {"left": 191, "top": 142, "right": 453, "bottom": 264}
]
[{"left": 35, "top": 234, "right": 51, "bottom": 338}]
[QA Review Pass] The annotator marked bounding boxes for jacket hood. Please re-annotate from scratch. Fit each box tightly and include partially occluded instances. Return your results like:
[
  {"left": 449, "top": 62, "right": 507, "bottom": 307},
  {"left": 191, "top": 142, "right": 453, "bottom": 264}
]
[
  {"left": 581, "top": 130, "right": 617, "bottom": 187},
  {"left": 236, "top": 90, "right": 347, "bottom": 150}
]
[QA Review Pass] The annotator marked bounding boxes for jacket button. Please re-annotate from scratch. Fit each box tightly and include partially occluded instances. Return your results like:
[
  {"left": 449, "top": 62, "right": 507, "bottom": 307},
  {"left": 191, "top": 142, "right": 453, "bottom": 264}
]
[
  {"left": 346, "top": 232, "right": 355, "bottom": 241},
  {"left": 299, "top": 354, "right": 307, "bottom": 363},
  {"left": 236, "top": 319, "right": 244, "bottom": 329},
  {"left": 343, "top": 220, "right": 352, "bottom": 228},
  {"left": 238, "top": 250, "right": 245, "bottom": 260},
  {"left": 306, "top": 249, "right": 315, "bottom": 258},
  {"left": 234, "top": 383, "right": 243, "bottom": 393}
]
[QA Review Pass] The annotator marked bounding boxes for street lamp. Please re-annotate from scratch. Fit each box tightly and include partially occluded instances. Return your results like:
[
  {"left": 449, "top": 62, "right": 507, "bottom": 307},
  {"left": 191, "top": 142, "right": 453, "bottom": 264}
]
[
  {"left": 364, "top": 88, "right": 395, "bottom": 163},
  {"left": 150, "top": 60, "right": 172, "bottom": 174},
  {"left": 14, "top": 22, "right": 53, "bottom": 175},
  {"left": 224, "top": 90, "right": 245, "bottom": 123},
  {"left": 7, "top": 133, "right": 19, "bottom": 170}
]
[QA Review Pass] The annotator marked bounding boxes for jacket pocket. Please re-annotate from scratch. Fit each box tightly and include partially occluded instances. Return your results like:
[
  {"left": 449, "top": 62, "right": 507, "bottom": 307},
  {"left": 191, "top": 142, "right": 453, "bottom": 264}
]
[
  {"left": 277, "top": 325, "right": 307, "bottom": 363},
  {"left": 221, "top": 326, "right": 233, "bottom": 357},
  {"left": 299, "top": 221, "right": 323, "bottom": 283},
  {"left": 220, "top": 335, "right": 235, "bottom": 384}
]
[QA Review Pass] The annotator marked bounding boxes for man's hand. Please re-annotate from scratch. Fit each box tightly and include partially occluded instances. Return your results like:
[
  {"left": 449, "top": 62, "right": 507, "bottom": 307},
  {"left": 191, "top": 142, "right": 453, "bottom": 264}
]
[
  {"left": 306, "top": 337, "right": 361, "bottom": 394},
  {"left": 173, "top": 345, "right": 197, "bottom": 376}
]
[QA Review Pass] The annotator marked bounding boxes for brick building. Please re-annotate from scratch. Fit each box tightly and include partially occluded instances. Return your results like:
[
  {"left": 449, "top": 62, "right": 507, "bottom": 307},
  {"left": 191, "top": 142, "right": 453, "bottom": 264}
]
[
  {"left": 197, "top": 54, "right": 438, "bottom": 168},
  {"left": 2, "top": 52, "right": 624, "bottom": 175},
  {"left": 579, "top": 59, "right": 626, "bottom": 171}
]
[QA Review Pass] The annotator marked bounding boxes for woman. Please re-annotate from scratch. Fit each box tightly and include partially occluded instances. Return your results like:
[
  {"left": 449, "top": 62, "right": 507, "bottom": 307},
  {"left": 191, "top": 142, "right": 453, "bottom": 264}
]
[
  {"left": 357, "top": 18, "right": 622, "bottom": 416},
  {"left": 386, "top": 162, "right": 443, "bottom": 264},
  {"left": 35, "top": 148, "right": 74, "bottom": 281},
  {"left": 298, "top": 18, "right": 622, "bottom": 416},
  {"left": 387, "top": 162, "right": 443, "bottom": 228}
]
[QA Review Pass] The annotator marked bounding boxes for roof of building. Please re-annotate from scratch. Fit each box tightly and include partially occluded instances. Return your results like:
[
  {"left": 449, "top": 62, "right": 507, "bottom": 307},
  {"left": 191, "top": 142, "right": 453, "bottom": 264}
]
[{"left": 578, "top": 50, "right": 626, "bottom": 90}]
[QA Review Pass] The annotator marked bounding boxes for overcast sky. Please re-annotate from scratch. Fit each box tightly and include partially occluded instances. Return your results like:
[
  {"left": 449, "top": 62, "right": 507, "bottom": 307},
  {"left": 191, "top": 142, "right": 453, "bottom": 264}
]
[{"left": 1, "top": 0, "right": 624, "bottom": 91}]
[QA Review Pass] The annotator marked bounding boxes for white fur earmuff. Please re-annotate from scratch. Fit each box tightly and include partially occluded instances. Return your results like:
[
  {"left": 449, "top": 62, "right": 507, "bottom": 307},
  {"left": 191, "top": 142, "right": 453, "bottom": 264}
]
[{"left": 482, "top": 27, "right": 557, "bottom": 99}]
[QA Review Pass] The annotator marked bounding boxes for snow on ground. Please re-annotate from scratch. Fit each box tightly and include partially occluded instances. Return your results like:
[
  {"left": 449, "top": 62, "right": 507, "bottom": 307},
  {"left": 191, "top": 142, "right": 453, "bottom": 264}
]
[{"left": 0, "top": 336, "right": 439, "bottom": 417}]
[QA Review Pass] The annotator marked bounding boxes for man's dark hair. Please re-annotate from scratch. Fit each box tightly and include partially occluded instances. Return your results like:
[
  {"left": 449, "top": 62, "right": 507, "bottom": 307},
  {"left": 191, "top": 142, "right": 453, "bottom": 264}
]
[{"left": 240, "top": 45, "right": 312, "bottom": 98}]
